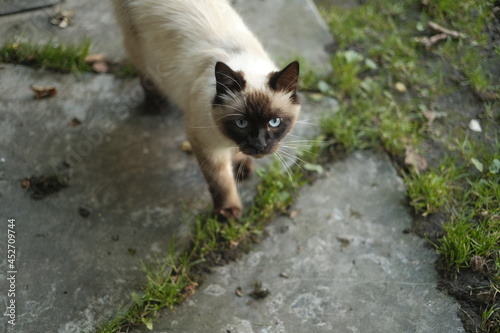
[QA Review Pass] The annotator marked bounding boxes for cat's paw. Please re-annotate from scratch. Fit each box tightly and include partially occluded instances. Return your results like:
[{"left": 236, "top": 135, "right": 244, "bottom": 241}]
[{"left": 218, "top": 206, "right": 242, "bottom": 219}]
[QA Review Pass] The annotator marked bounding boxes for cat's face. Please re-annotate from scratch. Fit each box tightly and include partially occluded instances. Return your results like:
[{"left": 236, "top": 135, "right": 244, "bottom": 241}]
[{"left": 212, "top": 61, "right": 300, "bottom": 158}]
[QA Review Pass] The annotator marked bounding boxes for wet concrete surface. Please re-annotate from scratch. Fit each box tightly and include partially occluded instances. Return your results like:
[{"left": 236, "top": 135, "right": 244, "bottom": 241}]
[{"left": 0, "top": 0, "right": 465, "bottom": 332}]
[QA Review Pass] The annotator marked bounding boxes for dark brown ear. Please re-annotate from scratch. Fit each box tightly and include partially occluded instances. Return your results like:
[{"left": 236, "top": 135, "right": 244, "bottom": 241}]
[
  {"left": 268, "top": 61, "right": 300, "bottom": 94},
  {"left": 215, "top": 62, "right": 246, "bottom": 100}
]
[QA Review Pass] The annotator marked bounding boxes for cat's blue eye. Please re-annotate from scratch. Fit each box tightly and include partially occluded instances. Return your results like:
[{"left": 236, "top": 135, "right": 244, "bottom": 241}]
[
  {"left": 269, "top": 118, "right": 281, "bottom": 128},
  {"left": 235, "top": 119, "right": 248, "bottom": 129}
]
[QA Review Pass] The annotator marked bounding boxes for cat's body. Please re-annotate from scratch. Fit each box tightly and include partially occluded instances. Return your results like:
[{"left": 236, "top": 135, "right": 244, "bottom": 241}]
[{"left": 111, "top": 0, "right": 300, "bottom": 218}]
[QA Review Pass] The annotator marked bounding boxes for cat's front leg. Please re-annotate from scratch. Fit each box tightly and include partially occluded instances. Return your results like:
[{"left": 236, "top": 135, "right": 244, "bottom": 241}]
[
  {"left": 233, "top": 152, "right": 254, "bottom": 181},
  {"left": 194, "top": 150, "right": 242, "bottom": 219}
]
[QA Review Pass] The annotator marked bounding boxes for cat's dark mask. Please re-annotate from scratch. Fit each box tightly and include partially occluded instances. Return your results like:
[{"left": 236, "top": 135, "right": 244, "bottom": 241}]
[{"left": 212, "top": 61, "right": 300, "bottom": 157}]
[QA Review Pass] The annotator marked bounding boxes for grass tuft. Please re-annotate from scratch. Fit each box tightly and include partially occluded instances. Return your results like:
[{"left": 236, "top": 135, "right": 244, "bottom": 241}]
[{"left": 0, "top": 39, "right": 92, "bottom": 73}]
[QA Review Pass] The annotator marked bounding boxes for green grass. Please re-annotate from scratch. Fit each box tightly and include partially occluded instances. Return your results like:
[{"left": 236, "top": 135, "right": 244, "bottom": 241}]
[
  {"left": 0, "top": 39, "right": 92, "bottom": 73},
  {"left": 403, "top": 159, "right": 460, "bottom": 215}
]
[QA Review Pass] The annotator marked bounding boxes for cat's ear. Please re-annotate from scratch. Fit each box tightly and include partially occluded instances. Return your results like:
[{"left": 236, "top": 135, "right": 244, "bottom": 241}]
[
  {"left": 215, "top": 62, "right": 246, "bottom": 99},
  {"left": 268, "top": 61, "right": 300, "bottom": 94}
]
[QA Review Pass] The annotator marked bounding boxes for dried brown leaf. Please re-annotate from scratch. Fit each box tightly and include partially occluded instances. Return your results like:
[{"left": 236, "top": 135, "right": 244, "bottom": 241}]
[
  {"left": 21, "top": 178, "right": 30, "bottom": 189},
  {"left": 181, "top": 282, "right": 198, "bottom": 301},
  {"left": 50, "top": 7, "right": 75, "bottom": 28},
  {"left": 31, "top": 85, "right": 57, "bottom": 99},
  {"left": 289, "top": 209, "right": 300, "bottom": 219},
  {"left": 394, "top": 82, "right": 407, "bottom": 92},
  {"left": 422, "top": 110, "right": 436, "bottom": 127},
  {"left": 181, "top": 141, "right": 192, "bottom": 153},
  {"left": 92, "top": 61, "right": 109, "bottom": 73},
  {"left": 85, "top": 54, "right": 107, "bottom": 63},
  {"left": 404, "top": 147, "right": 428, "bottom": 173},
  {"left": 69, "top": 118, "right": 82, "bottom": 127}
]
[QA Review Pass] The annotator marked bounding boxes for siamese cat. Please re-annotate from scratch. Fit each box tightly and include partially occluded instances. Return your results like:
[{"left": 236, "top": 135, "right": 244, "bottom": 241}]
[{"left": 111, "top": 0, "right": 300, "bottom": 218}]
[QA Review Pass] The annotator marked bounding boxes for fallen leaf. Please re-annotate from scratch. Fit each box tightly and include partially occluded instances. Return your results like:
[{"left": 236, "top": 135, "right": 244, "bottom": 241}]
[
  {"left": 181, "top": 141, "right": 192, "bottom": 153},
  {"left": 395, "top": 82, "right": 407, "bottom": 92},
  {"left": 471, "top": 158, "right": 484, "bottom": 173},
  {"left": 470, "top": 255, "right": 486, "bottom": 272},
  {"left": 468, "top": 119, "right": 482, "bottom": 132},
  {"left": 404, "top": 146, "right": 428, "bottom": 173},
  {"left": 422, "top": 110, "right": 436, "bottom": 127},
  {"left": 50, "top": 7, "right": 75, "bottom": 28},
  {"left": 288, "top": 209, "right": 300, "bottom": 219},
  {"left": 85, "top": 54, "right": 107, "bottom": 63},
  {"left": 142, "top": 317, "right": 153, "bottom": 330},
  {"left": 58, "top": 17, "right": 69, "bottom": 28},
  {"left": 489, "top": 159, "right": 500, "bottom": 174},
  {"left": 70, "top": 118, "right": 82, "bottom": 127},
  {"left": 21, "top": 178, "right": 30, "bottom": 189},
  {"left": 182, "top": 282, "right": 198, "bottom": 301},
  {"left": 31, "top": 85, "right": 57, "bottom": 99},
  {"left": 92, "top": 61, "right": 109, "bottom": 73}
]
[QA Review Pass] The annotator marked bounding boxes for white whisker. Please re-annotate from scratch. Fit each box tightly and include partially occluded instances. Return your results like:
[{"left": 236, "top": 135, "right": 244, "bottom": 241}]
[
  {"left": 295, "top": 120, "right": 319, "bottom": 127},
  {"left": 274, "top": 152, "right": 296, "bottom": 190},
  {"left": 187, "top": 125, "right": 220, "bottom": 129},
  {"left": 216, "top": 113, "right": 244, "bottom": 121},
  {"left": 212, "top": 103, "right": 243, "bottom": 112},
  {"left": 278, "top": 149, "right": 306, "bottom": 169}
]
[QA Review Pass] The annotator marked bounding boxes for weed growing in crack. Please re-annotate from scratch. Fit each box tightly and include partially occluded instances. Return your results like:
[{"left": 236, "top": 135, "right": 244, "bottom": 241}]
[{"left": 0, "top": 39, "right": 92, "bottom": 73}]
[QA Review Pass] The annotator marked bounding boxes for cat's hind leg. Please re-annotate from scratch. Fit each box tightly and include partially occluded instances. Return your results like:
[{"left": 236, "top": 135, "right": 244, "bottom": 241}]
[{"left": 140, "top": 76, "right": 170, "bottom": 114}]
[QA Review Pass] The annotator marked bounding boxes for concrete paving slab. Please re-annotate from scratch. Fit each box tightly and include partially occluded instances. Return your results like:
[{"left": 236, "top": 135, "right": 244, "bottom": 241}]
[
  {"left": 0, "top": 0, "right": 61, "bottom": 16},
  {"left": 131, "top": 152, "right": 465, "bottom": 333},
  {"left": 0, "top": 0, "right": 333, "bottom": 67}
]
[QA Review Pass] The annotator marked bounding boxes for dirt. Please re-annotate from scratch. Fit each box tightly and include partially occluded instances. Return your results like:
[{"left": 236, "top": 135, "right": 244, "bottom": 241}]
[
  {"left": 437, "top": 265, "right": 500, "bottom": 332},
  {"left": 248, "top": 281, "right": 271, "bottom": 300},
  {"left": 21, "top": 174, "right": 69, "bottom": 199}
]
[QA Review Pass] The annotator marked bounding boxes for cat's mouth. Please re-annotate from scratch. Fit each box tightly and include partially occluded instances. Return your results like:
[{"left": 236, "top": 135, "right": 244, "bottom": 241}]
[{"left": 240, "top": 144, "right": 276, "bottom": 158}]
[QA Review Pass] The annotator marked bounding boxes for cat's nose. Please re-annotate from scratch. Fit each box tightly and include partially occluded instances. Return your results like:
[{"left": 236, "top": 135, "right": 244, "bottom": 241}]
[
  {"left": 255, "top": 130, "right": 267, "bottom": 152},
  {"left": 253, "top": 138, "right": 267, "bottom": 152}
]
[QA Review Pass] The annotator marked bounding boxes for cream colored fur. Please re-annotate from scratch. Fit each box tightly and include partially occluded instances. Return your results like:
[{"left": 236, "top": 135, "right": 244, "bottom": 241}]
[{"left": 111, "top": 0, "right": 300, "bottom": 218}]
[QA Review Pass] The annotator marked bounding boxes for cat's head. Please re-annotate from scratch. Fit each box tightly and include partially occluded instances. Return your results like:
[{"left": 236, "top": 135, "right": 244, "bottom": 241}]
[{"left": 212, "top": 61, "right": 300, "bottom": 158}]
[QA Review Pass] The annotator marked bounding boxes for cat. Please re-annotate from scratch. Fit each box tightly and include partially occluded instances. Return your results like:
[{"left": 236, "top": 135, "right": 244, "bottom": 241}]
[{"left": 111, "top": 0, "right": 300, "bottom": 219}]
